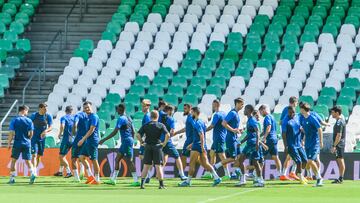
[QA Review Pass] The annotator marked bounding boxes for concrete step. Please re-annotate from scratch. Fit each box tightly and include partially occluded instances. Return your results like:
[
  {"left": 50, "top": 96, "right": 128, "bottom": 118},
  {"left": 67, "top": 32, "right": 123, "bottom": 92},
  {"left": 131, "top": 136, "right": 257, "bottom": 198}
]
[
  {"left": 25, "top": 32, "right": 101, "bottom": 42},
  {"left": 33, "top": 13, "right": 112, "bottom": 23},
  {"left": 29, "top": 22, "right": 107, "bottom": 32},
  {"left": 38, "top": 5, "right": 118, "bottom": 15}
]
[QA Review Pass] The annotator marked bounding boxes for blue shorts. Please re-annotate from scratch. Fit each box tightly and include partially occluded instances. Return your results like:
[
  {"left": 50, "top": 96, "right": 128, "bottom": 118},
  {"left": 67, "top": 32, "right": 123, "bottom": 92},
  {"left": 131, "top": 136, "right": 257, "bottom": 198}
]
[
  {"left": 12, "top": 145, "right": 31, "bottom": 160},
  {"left": 81, "top": 143, "right": 98, "bottom": 160},
  {"left": 119, "top": 139, "right": 134, "bottom": 158},
  {"left": 139, "top": 146, "right": 145, "bottom": 155},
  {"left": 59, "top": 141, "right": 72, "bottom": 156},
  {"left": 31, "top": 139, "right": 45, "bottom": 156},
  {"left": 211, "top": 141, "right": 226, "bottom": 153},
  {"left": 182, "top": 140, "right": 192, "bottom": 157},
  {"left": 289, "top": 147, "right": 308, "bottom": 164},
  {"left": 163, "top": 142, "right": 180, "bottom": 159},
  {"left": 263, "top": 141, "right": 278, "bottom": 156},
  {"left": 225, "top": 141, "right": 240, "bottom": 158},
  {"left": 305, "top": 147, "right": 319, "bottom": 161},
  {"left": 242, "top": 143, "right": 261, "bottom": 161},
  {"left": 191, "top": 144, "right": 207, "bottom": 154}
]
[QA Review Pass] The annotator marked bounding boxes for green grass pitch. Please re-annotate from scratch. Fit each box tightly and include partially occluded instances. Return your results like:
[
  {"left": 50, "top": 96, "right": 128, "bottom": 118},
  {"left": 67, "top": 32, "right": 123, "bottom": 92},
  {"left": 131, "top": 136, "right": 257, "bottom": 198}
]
[{"left": 0, "top": 177, "right": 359, "bottom": 203}]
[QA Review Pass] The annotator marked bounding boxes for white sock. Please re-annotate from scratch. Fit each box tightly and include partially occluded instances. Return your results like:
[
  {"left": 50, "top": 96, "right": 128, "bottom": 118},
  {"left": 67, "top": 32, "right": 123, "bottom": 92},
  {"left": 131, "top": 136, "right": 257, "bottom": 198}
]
[
  {"left": 147, "top": 168, "right": 152, "bottom": 179},
  {"left": 80, "top": 164, "right": 85, "bottom": 174},
  {"left": 224, "top": 165, "right": 230, "bottom": 176},
  {"left": 281, "top": 168, "right": 287, "bottom": 176},
  {"left": 214, "top": 162, "right": 223, "bottom": 169},
  {"left": 73, "top": 170, "right": 80, "bottom": 181},
  {"left": 186, "top": 176, "right": 192, "bottom": 183},
  {"left": 291, "top": 165, "right": 297, "bottom": 173},
  {"left": 179, "top": 168, "right": 185, "bottom": 177},
  {"left": 211, "top": 169, "right": 220, "bottom": 180},
  {"left": 95, "top": 173, "right": 100, "bottom": 182},
  {"left": 131, "top": 172, "right": 138, "bottom": 182},
  {"left": 240, "top": 174, "right": 246, "bottom": 183},
  {"left": 315, "top": 170, "right": 322, "bottom": 180},
  {"left": 10, "top": 171, "right": 16, "bottom": 181},
  {"left": 65, "top": 167, "right": 71, "bottom": 174},
  {"left": 59, "top": 166, "right": 64, "bottom": 173},
  {"left": 86, "top": 169, "right": 93, "bottom": 177},
  {"left": 30, "top": 167, "right": 36, "bottom": 176},
  {"left": 112, "top": 170, "right": 119, "bottom": 181}
]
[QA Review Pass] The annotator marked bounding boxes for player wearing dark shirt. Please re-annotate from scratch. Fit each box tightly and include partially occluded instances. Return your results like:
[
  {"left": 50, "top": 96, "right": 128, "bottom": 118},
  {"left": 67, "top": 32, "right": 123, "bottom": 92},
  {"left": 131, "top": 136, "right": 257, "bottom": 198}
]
[
  {"left": 137, "top": 110, "right": 170, "bottom": 189},
  {"left": 330, "top": 106, "right": 346, "bottom": 184}
]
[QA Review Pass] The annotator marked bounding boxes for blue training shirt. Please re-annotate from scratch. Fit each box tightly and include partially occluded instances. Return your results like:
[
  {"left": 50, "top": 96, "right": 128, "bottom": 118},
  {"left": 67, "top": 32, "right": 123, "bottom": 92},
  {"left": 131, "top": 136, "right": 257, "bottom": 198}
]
[
  {"left": 87, "top": 113, "right": 100, "bottom": 146},
  {"left": 73, "top": 112, "right": 89, "bottom": 144},
  {"left": 263, "top": 114, "right": 277, "bottom": 143},
  {"left": 116, "top": 115, "right": 133, "bottom": 141},
  {"left": 142, "top": 112, "right": 151, "bottom": 126},
  {"left": 301, "top": 114, "right": 321, "bottom": 150},
  {"left": 299, "top": 111, "right": 323, "bottom": 125},
  {"left": 160, "top": 115, "right": 174, "bottom": 144},
  {"left": 225, "top": 109, "right": 240, "bottom": 144},
  {"left": 60, "top": 114, "right": 75, "bottom": 144},
  {"left": 193, "top": 119, "right": 207, "bottom": 148},
  {"left": 185, "top": 115, "right": 195, "bottom": 144},
  {"left": 211, "top": 111, "right": 227, "bottom": 143},
  {"left": 246, "top": 116, "right": 259, "bottom": 145},
  {"left": 286, "top": 114, "right": 302, "bottom": 149},
  {"left": 9, "top": 116, "right": 34, "bottom": 147},
  {"left": 30, "top": 112, "right": 53, "bottom": 141}
]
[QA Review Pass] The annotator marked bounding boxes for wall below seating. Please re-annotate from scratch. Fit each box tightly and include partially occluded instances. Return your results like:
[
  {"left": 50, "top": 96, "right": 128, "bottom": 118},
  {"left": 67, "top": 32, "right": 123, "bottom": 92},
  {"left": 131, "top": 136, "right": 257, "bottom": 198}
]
[{"left": 0, "top": 148, "right": 359, "bottom": 180}]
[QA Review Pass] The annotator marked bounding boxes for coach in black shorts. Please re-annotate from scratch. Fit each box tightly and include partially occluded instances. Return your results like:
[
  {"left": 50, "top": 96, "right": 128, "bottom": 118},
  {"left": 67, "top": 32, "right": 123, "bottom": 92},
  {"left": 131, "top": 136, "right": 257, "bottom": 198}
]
[
  {"left": 136, "top": 110, "right": 170, "bottom": 189},
  {"left": 330, "top": 106, "right": 346, "bottom": 184}
]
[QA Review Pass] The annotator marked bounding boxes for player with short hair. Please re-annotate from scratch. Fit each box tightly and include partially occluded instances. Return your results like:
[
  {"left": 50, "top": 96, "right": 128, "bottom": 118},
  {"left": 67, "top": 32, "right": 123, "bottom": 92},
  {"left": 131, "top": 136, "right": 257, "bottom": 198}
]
[
  {"left": 139, "top": 99, "right": 152, "bottom": 183},
  {"left": 100, "top": 103, "right": 140, "bottom": 186},
  {"left": 203, "top": 100, "right": 230, "bottom": 180},
  {"left": 284, "top": 106, "right": 308, "bottom": 185},
  {"left": 213, "top": 98, "right": 244, "bottom": 176},
  {"left": 174, "top": 103, "right": 195, "bottom": 170},
  {"left": 30, "top": 103, "right": 53, "bottom": 175},
  {"left": 330, "top": 106, "right": 346, "bottom": 184},
  {"left": 299, "top": 102, "right": 324, "bottom": 187},
  {"left": 280, "top": 96, "right": 299, "bottom": 180},
  {"left": 77, "top": 101, "right": 101, "bottom": 184},
  {"left": 7, "top": 105, "right": 36, "bottom": 184},
  {"left": 179, "top": 107, "right": 222, "bottom": 187},
  {"left": 159, "top": 105, "right": 187, "bottom": 180},
  {"left": 258, "top": 104, "right": 282, "bottom": 179},
  {"left": 137, "top": 110, "right": 170, "bottom": 189},
  {"left": 236, "top": 104, "right": 264, "bottom": 187},
  {"left": 54, "top": 105, "right": 74, "bottom": 178}
]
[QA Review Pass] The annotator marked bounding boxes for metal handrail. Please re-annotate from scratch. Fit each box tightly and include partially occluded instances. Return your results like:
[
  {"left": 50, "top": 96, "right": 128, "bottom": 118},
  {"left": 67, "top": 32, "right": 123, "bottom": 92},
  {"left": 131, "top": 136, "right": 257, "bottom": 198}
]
[
  {"left": 42, "top": 30, "right": 63, "bottom": 82},
  {"left": 22, "top": 68, "right": 41, "bottom": 105},
  {"left": 0, "top": 99, "right": 18, "bottom": 146},
  {"left": 64, "top": 0, "right": 84, "bottom": 47}
]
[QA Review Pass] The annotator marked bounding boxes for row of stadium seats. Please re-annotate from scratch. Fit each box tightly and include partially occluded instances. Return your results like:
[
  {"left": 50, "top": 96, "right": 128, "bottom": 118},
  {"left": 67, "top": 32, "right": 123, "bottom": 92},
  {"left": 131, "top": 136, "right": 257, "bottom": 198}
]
[
  {"left": 0, "top": 0, "right": 37, "bottom": 97},
  {"left": 46, "top": 0, "right": 360, "bottom": 152}
]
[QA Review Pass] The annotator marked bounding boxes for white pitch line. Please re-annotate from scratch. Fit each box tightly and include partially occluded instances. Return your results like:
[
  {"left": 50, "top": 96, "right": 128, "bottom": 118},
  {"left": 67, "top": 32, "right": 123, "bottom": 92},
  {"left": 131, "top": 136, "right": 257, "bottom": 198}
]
[{"left": 198, "top": 188, "right": 260, "bottom": 203}]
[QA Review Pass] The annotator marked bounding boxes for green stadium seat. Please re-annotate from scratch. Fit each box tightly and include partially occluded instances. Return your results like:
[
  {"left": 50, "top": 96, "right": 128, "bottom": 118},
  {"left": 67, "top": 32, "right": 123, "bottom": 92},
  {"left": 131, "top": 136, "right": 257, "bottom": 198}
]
[
  {"left": 156, "top": 0, "right": 171, "bottom": 9},
  {"left": 0, "top": 22, "right": 5, "bottom": 34},
  {"left": 168, "top": 85, "right": 183, "bottom": 97},
  {"left": 122, "top": 0, "right": 136, "bottom": 7},
  {"left": 5, "top": 56, "right": 20, "bottom": 70},
  {"left": 130, "top": 13, "right": 145, "bottom": 26},
  {"left": 210, "top": 76, "right": 226, "bottom": 90},
  {"left": 180, "top": 59, "right": 198, "bottom": 71},
  {"left": 157, "top": 67, "right": 173, "bottom": 81},
  {"left": 0, "top": 49, "right": 7, "bottom": 62},
  {"left": 353, "top": 61, "right": 360, "bottom": 69},
  {"left": 99, "top": 102, "right": 115, "bottom": 113},
  {"left": 191, "top": 76, "right": 207, "bottom": 90},
  {"left": 235, "top": 68, "right": 251, "bottom": 83},
  {"left": 286, "top": 23, "right": 302, "bottom": 37},
  {"left": 209, "top": 41, "right": 225, "bottom": 53},
  {"left": 0, "top": 12, "right": 12, "bottom": 25},
  {"left": 280, "top": 50, "right": 296, "bottom": 64},
  {"left": 163, "top": 94, "right": 179, "bottom": 106},
  {"left": 308, "top": 15, "right": 324, "bottom": 28},
  {"left": 171, "top": 76, "right": 188, "bottom": 90},
  {"left": 317, "top": 95, "right": 334, "bottom": 109},
  {"left": 300, "top": 33, "right": 316, "bottom": 47},
  {"left": 246, "top": 42, "right": 262, "bottom": 54},
  {"left": 133, "top": 119, "right": 142, "bottom": 132},
  {"left": 206, "top": 85, "right": 222, "bottom": 98},
  {"left": 182, "top": 94, "right": 198, "bottom": 106},
  {"left": 338, "top": 105, "right": 349, "bottom": 119},
  {"left": 20, "top": 3, "right": 35, "bottom": 17},
  {"left": 334, "top": 0, "right": 349, "bottom": 9},
  {"left": 294, "top": 5, "right": 310, "bottom": 19},
  {"left": 337, "top": 96, "right": 353, "bottom": 109},
  {"left": 265, "top": 40, "right": 281, "bottom": 55},
  {"left": 124, "top": 93, "right": 140, "bottom": 106},
  {"left": 15, "top": 12, "right": 30, "bottom": 26},
  {"left": 215, "top": 68, "right": 231, "bottom": 80},
  {"left": 205, "top": 49, "right": 221, "bottom": 62},
  {"left": 177, "top": 68, "right": 194, "bottom": 81},
  {"left": 112, "top": 13, "right": 127, "bottom": 27},
  {"left": 340, "top": 87, "right": 356, "bottom": 102},
  {"left": 148, "top": 85, "right": 164, "bottom": 97},
  {"left": 117, "top": 4, "right": 132, "bottom": 17},
  {"left": 348, "top": 7, "right": 360, "bottom": 18},
  {"left": 98, "top": 111, "right": 112, "bottom": 121},
  {"left": 106, "top": 22, "right": 122, "bottom": 35},
  {"left": 185, "top": 49, "right": 202, "bottom": 62},
  {"left": 345, "top": 15, "right": 359, "bottom": 29},
  {"left": 330, "top": 6, "right": 345, "bottom": 19},
  {"left": 290, "top": 14, "right": 306, "bottom": 28},
  {"left": 242, "top": 50, "right": 258, "bottom": 63},
  {"left": 134, "top": 76, "right": 150, "bottom": 89},
  {"left": 344, "top": 78, "right": 360, "bottom": 92},
  {"left": 2, "top": 3, "right": 17, "bottom": 16},
  {"left": 0, "top": 39, "right": 13, "bottom": 52},
  {"left": 316, "top": 0, "right": 332, "bottom": 9},
  {"left": 143, "top": 94, "right": 159, "bottom": 105},
  {"left": 133, "top": 111, "right": 144, "bottom": 120},
  {"left": 254, "top": 15, "right": 270, "bottom": 27},
  {"left": 245, "top": 32, "right": 261, "bottom": 45},
  {"left": 152, "top": 76, "right": 169, "bottom": 89},
  {"left": 268, "top": 22, "right": 284, "bottom": 37},
  {"left": 10, "top": 22, "right": 24, "bottom": 35},
  {"left": 249, "top": 23, "right": 266, "bottom": 37},
  {"left": 73, "top": 48, "right": 89, "bottom": 62},
  {"left": 101, "top": 31, "right": 117, "bottom": 44},
  {"left": 238, "top": 58, "right": 254, "bottom": 70},
  {"left": 3, "top": 31, "right": 18, "bottom": 43},
  {"left": 152, "top": 4, "right": 167, "bottom": 18},
  {"left": 187, "top": 85, "right": 203, "bottom": 98},
  {"left": 304, "top": 23, "right": 320, "bottom": 37},
  {"left": 0, "top": 74, "right": 9, "bottom": 88},
  {"left": 224, "top": 49, "right": 240, "bottom": 62},
  {"left": 134, "top": 4, "right": 150, "bottom": 17},
  {"left": 276, "top": 5, "right": 292, "bottom": 19},
  {"left": 256, "top": 59, "right": 273, "bottom": 73},
  {"left": 299, "top": 95, "right": 314, "bottom": 107},
  {"left": 79, "top": 39, "right": 94, "bottom": 53},
  {"left": 261, "top": 50, "right": 278, "bottom": 64},
  {"left": 219, "top": 59, "right": 235, "bottom": 72},
  {"left": 272, "top": 15, "right": 288, "bottom": 28},
  {"left": 227, "top": 43, "right": 243, "bottom": 54},
  {"left": 105, "top": 93, "right": 121, "bottom": 105},
  {"left": 299, "top": 0, "right": 314, "bottom": 10},
  {"left": 320, "top": 87, "right": 337, "bottom": 101},
  {"left": 312, "top": 5, "right": 327, "bottom": 19},
  {"left": 200, "top": 58, "right": 216, "bottom": 72},
  {"left": 16, "top": 38, "right": 31, "bottom": 52},
  {"left": 196, "top": 67, "right": 212, "bottom": 81},
  {"left": 25, "top": 0, "right": 40, "bottom": 8},
  {"left": 103, "top": 137, "right": 116, "bottom": 148},
  {"left": 129, "top": 85, "right": 146, "bottom": 97},
  {"left": 45, "top": 136, "right": 56, "bottom": 148},
  {"left": 313, "top": 105, "right": 329, "bottom": 118},
  {"left": 0, "top": 65, "right": 15, "bottom": 79},
  {"left": 322, "top": 23, "right": 339, "bottom": 38}
]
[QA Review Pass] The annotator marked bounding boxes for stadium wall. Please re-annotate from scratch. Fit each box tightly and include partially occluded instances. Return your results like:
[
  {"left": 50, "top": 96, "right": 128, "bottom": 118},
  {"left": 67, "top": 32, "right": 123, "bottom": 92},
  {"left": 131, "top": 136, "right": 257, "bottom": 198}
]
[{"left": 0, "top": 149, "right": 359, "bottom": 180}]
